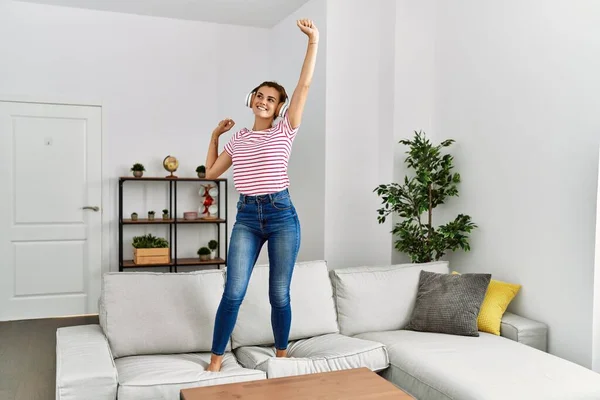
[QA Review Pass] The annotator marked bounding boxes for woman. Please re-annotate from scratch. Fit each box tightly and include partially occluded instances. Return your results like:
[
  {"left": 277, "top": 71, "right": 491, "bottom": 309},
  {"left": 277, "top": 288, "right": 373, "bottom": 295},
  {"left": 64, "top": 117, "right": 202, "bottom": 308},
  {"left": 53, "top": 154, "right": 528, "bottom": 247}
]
[{"left": 203, "top": 18, "right": 319, "bottom": 372}]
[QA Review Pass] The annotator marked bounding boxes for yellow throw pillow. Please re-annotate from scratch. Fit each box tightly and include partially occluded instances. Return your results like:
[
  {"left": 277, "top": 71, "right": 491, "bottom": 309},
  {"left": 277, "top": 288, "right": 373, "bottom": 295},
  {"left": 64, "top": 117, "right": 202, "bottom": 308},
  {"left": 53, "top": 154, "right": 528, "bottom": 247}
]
[{"left": 452, "top": 271, "right": 521, "bottom": 335}]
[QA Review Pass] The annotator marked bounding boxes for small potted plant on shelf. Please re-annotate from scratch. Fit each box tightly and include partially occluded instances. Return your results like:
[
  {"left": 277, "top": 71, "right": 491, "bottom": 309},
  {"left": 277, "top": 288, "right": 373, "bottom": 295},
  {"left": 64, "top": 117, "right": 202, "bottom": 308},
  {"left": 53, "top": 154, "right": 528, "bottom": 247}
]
[
  {"left": 197, "top": 247, "right": 211, "bottom": 261},
  {"left": 132, "top": 233, "right": 169, "bottom": 265},
  {"left": 131, "top": 163, "right": 145, "bottom": 178},
  {"left": 162, "top": 209, "right": 169, "bottom": 220},
  {"left": 148, "top": 211, "right": 155, "bottom": 221},
  {"left": 131, "top": 212, "right": 138, "bottom": 221},
  {"left": 196, "top": 165, "right": 206, "bottom": 178},
  {"left": 208, "top": 240, "right": 218, "bottom": 259}
]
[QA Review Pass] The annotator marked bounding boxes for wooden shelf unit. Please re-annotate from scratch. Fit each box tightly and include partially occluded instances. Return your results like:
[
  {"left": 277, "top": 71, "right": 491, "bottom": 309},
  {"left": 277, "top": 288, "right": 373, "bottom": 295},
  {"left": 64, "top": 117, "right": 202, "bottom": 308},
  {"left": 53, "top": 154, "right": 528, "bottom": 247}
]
[{"left": 118, "top": 176, "right": 228, "bottom": 272}]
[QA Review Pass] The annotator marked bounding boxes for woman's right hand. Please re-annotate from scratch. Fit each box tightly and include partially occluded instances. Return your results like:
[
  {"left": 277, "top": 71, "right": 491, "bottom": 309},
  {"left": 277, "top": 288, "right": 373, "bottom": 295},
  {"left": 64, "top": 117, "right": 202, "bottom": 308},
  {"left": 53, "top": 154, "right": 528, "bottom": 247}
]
[{"left": 213, "top": 118, "right": 235, "bottom": 136}]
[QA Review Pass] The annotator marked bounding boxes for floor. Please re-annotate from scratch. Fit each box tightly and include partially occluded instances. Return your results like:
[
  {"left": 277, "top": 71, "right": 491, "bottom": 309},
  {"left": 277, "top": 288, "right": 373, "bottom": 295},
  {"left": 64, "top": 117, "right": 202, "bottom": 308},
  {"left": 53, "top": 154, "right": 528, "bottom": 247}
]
[{"left": 0, "top": 315, "right": 99, "bottom": 400}]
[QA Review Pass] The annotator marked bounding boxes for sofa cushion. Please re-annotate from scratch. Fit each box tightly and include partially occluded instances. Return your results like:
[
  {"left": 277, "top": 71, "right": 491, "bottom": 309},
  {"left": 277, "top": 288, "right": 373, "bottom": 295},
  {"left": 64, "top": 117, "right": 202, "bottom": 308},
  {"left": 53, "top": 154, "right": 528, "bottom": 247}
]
[
  {"left": 355, "top": 330, "right": 600, "bottom": 400},
  {"left": 234, "top": 333, "right": 389, "bottom": 379},
  {"left": 114, "top": 352, "right": 265, "bottom": 400},
  {"left": 404, "top": 270, "right": 491, "bottom": 337},
  {"left": 230, "top": 260, "right": 339, "bottom": 349},
  {"left": 99, "top": 270, "right": 226, "bottom": 358},
  {"left": 329, "top": 261, "right": 449, "bottom": 336},
  {"left": 453, "top": 271, "right": 522, "bottom": 335}
]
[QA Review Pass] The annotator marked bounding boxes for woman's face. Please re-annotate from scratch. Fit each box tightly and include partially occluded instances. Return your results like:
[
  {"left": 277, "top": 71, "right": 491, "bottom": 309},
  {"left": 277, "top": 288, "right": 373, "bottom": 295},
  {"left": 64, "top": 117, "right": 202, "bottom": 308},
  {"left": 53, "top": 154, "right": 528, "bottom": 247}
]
[{"left": 252, "top": 86, "right": 281, "bottom": 119}]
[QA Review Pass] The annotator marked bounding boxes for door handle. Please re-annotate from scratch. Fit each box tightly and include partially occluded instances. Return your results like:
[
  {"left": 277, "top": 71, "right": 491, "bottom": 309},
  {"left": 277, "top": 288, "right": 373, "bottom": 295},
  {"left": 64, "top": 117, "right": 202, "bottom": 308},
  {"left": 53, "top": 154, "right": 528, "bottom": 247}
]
[{"left": 82, "top": 206, "right": 100, "bottom": 212}]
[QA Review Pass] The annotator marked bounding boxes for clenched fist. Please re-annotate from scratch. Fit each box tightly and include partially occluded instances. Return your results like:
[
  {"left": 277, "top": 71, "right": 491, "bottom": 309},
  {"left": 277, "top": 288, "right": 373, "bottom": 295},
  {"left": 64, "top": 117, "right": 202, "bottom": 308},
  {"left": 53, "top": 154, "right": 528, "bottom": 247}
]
[
  {"left": 213, "top": 118, "right": 235, "bottom": 136},
  {"left": 297, "top": 19, "right": 319, "bottom": 43}
]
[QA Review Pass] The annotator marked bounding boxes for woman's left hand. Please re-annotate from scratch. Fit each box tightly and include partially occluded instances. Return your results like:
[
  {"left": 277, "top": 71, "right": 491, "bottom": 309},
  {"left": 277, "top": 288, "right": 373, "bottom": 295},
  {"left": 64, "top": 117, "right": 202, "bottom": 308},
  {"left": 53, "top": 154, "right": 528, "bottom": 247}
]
[{"left": 297, "top": 19, "right": 319, "bottom": 43}]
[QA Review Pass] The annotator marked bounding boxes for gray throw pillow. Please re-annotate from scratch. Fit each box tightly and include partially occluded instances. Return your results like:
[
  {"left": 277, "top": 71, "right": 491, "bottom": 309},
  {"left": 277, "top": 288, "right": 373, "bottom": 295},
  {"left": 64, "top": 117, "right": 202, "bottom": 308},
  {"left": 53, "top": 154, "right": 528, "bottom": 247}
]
[{"left": 405, "top": 270, "right": 491, "bottom": 337}]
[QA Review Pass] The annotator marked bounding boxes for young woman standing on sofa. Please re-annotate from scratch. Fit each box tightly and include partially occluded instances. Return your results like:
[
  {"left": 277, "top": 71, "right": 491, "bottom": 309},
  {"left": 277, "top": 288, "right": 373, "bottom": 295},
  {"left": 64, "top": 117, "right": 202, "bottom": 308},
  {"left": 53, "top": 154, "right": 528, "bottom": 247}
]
[{"left": 202, "top": 18, "right": 319, "bottom": 372}]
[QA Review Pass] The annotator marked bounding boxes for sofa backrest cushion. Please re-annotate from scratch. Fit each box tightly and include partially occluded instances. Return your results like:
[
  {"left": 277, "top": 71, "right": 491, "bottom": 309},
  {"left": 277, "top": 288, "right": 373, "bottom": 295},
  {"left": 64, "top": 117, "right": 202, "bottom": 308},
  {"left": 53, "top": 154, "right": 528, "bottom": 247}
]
[
  {"left": 98, "top": 270, "right": 226, "bottom": 358},
  {"left": 231, "top": 260, "right": 339, "bottom": 349},
  {"left": 329, "top": 261, "right": 449, "bottom": 336}
]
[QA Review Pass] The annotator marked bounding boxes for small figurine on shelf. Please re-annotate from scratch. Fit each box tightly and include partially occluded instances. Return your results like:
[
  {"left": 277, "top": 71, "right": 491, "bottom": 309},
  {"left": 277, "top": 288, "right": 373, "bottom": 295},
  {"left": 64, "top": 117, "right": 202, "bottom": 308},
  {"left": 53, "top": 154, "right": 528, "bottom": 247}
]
[
  {"left": 196, "top": 165, "right": 206, "bottom": 178},
  {"left": 208, "top": 240, "right": 218, "bottom": 259},
  {"left": 148, "top": 211, "right": 155, "bottom": 221},
  {"left": 162, "top": 209, "right": 169, "bottom": 220},
  {"left": 131, "top": 163, "right": 145, "bottom": 178},
  {"left": 199, "top": 184, "right": 217, "bottom": 219},
  {"left": 197, "top": 247, "right": 211, "bottom": 261},
  {"left": 131, "top": 212, "right": 138, "bottom": 221}
]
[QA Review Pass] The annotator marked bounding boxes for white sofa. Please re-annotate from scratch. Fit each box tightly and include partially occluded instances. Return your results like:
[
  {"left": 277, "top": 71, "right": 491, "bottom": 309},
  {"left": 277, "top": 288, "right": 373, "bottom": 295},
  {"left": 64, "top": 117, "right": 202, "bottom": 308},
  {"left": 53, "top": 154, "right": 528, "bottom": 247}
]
[{"left": 56, "top": 260, "right": 600, "bottom": 400}]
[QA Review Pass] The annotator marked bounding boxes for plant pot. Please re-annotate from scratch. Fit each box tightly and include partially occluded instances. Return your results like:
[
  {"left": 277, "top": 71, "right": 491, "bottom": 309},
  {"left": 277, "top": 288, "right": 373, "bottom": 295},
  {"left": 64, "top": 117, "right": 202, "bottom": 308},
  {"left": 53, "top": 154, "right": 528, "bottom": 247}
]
[
  {"left": 131, "top": 214, "right": 138, "bottom": 221},
  {"left": 162, "top": 215, "right": 169, "bottom": 220},
  {"left": 133, "top": 171, "right": 143, "bottom": 178},
  {"left": 197, "top": 172, "right": 206, "bottom": 178},
  {"left": 148, "top": 214, "right": 155, "bottom": 221},
  {"left": 134, "top": 248, "right": 170, "bottom": 265},
  {"left": 199, "top": 254, "right": 210, "bottom": 261}
]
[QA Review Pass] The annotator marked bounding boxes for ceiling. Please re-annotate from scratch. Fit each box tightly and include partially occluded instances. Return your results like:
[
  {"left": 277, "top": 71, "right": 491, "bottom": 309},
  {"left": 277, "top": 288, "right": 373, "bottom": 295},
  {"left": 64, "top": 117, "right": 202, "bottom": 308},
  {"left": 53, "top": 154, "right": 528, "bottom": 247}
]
[{"left": 15, "top": 0, "right": 312, "bottom": 28}]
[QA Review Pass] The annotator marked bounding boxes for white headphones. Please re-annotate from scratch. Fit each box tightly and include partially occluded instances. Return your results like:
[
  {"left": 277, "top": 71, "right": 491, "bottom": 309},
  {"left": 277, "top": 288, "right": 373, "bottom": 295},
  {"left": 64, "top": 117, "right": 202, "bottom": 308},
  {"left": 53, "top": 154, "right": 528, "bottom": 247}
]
[{"left": 245, "top": 85, "right": 289, "bottom": 118}]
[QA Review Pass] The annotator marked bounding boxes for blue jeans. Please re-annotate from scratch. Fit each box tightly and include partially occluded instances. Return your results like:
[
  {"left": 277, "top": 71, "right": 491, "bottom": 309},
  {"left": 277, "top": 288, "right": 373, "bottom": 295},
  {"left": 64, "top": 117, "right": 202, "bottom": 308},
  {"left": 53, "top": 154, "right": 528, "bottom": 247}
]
[{"left": 211, "top": 188, "right": 301, "bottom": 355}]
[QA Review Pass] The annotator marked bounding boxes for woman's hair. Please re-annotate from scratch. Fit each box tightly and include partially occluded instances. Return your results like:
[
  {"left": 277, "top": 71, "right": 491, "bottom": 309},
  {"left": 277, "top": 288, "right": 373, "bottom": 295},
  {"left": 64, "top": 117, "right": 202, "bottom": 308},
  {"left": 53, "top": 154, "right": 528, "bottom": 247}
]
[{"left": 254, "top": 81, "right": 288, "bottom": 104}]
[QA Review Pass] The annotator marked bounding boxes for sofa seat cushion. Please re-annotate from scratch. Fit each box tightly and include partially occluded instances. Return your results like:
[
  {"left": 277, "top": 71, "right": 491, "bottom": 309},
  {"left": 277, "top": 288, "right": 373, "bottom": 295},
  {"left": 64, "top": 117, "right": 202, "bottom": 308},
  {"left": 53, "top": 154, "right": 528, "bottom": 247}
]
[
  {"left": 114, "top": 352, "right": 265, "bottom": 400},
  {"left": 355, "top": 330, "right": 600, "bottom": 400},
  {"left": 234, "top": 333, "right": 389, "bottom": 379}
]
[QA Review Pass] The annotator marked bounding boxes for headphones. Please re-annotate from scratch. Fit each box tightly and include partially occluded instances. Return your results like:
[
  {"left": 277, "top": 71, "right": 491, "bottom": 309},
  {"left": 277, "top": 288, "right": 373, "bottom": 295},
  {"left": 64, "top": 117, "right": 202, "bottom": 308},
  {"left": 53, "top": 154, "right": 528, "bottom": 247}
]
[{"left": 245, "top": 85, "right": 289, "bottom": 118}]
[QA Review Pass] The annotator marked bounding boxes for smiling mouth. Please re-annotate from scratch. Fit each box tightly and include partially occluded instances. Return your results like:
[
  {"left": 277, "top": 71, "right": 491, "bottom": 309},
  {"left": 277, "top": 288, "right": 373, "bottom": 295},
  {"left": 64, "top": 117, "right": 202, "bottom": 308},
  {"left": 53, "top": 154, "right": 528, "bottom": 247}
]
[{"left": 256, "top": 105, "right": 267, "bottom": 111}]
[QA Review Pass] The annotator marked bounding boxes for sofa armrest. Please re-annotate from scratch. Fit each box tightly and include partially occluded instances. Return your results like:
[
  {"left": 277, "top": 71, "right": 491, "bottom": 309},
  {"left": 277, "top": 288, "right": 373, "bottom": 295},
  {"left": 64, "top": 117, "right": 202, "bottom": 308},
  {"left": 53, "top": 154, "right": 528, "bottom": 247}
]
[
  {"left": 500, "top": 311, "right": 548, "bottom": 352},
  {"left": 56, "top": 324, "right": 118, "bottom": 400}
]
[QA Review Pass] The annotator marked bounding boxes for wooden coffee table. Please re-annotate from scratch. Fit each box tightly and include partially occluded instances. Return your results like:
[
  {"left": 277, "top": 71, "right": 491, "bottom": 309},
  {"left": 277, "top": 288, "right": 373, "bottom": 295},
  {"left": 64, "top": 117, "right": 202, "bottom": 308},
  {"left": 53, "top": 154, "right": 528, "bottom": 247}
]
[{"left": 180, "top": 367, "right": 413, "bottom": 399}]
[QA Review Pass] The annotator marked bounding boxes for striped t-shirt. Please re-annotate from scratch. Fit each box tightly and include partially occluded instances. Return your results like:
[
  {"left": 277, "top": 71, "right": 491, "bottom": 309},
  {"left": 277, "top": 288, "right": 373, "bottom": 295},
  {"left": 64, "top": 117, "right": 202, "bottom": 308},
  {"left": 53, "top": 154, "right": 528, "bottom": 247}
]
[{"left": 224, "top": 114, "right": 299, "bottom": 195}]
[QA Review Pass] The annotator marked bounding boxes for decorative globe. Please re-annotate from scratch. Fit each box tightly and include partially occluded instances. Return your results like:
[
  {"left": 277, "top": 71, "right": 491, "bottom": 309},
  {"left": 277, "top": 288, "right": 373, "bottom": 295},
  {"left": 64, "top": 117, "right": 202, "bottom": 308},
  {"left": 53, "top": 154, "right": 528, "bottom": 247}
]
[{"left": 163, "top": 155, "right": 179, "bottom": 178}]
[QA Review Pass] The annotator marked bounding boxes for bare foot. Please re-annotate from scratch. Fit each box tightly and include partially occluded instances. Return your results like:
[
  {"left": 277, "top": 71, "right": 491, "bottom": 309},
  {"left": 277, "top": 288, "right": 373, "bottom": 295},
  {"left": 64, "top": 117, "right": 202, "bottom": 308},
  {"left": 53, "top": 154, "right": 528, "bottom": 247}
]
[
  {"left": 276, "top": 348, "right": 288, "bottom": 358},
  {"left": 206, "top": 354, "right": 223, "bottom": 372}
]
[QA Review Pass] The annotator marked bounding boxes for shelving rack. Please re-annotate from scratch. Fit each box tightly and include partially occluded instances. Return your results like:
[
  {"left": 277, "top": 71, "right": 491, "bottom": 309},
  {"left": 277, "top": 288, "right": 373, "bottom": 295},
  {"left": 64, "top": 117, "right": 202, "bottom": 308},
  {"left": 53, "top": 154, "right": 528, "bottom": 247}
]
[{"left": 118, "top": 176, "right": 228, "bottom": 272}]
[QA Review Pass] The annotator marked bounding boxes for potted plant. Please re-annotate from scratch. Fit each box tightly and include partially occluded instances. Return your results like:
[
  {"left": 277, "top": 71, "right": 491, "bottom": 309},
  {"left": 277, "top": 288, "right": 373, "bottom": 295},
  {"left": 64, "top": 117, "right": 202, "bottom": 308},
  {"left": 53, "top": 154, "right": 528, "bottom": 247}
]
[
  {"left": 196, "top": 165, "right": 206, "bottom": 178},
  {"left": 148, "top": 211, "right": 155, "bottom": 221},
  {"left": 208, "top": 240, "right": 218, "bottom": 259},
  {"left": 162, "top": 209, "right": 169, "bottom": 220},
  {"left": 131, "top": 212, "right": 138, "bottom": 221},
  {"left": 197, "top": 247, "right": 211, "bottom": 261},
  {"left": 132, "top": 233, "right": 170, "bottom": 265},
  {"left": 374, "top": 131, "right": 477, "bottom": 263},
  {"left": 131, "top": 163, "right": 145, "bottom": 178}
]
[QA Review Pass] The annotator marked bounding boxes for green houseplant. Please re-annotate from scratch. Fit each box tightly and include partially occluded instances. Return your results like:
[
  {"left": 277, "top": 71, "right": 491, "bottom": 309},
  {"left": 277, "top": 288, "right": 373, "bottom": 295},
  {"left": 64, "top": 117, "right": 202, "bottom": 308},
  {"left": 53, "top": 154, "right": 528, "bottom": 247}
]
[
  {"left": 132, "top": 233, "right": 169, "bottom": 265},
  {"left": 374, "top": 131, "right": 477, "bottom": 263},
  {"left": 131, "top": 163, "right": 145, "bottom": 178},
  {"left": 162, "top": 209, "right": 169, "bottom": 220},
  {"left": 197, "top": 246, "right": 211, "bottom": 261},
  {"left": 208, "top": 240, "right": 218, "bottom": 259},
  {"left": 196, "top": 165, "right": 206, "bottom": 178}
]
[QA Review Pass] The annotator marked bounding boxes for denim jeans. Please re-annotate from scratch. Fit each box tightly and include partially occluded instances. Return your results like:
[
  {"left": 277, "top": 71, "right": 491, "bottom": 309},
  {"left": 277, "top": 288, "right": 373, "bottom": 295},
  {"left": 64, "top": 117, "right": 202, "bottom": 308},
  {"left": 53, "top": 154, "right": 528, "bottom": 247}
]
[{"left": 211, "top": 188, "right": 301, "bottom": 356}]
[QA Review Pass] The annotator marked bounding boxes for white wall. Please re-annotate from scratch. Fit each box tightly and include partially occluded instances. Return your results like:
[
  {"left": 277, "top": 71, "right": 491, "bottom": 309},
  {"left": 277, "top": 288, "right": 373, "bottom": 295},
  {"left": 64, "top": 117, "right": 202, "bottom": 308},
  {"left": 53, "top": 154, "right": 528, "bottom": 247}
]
[
  {"left": 434, "top": 0, "right": 600, "bottom": 368},
  {"left": 325, "top": 0, "right": 396, "bottom": 269},
  {"left": 0, "top": 0, "right": 268, "bottom": 272},
  {"left": 594, "top": 147, "right": 600, "bottom": 371},
  {"left": 392, "top": 0, "right": 437, "bottom": 264},
  {"left": 259, "top": 0, "right": 327, "bottom": 264}
]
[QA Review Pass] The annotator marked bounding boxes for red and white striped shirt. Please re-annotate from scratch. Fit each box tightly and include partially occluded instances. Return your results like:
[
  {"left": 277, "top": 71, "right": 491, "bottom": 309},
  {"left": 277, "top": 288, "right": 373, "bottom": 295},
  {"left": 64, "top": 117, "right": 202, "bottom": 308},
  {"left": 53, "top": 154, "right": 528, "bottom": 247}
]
[{"left": 224, "top": 114, "right": 299, "bottom": 195}]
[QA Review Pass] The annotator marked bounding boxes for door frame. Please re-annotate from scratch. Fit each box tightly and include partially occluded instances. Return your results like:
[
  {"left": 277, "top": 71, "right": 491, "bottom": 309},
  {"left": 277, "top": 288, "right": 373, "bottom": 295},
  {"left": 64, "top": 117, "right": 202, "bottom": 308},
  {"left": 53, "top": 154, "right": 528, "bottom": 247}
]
[{"left": 0, "top": 94, "right": 109, "bottom": 317}]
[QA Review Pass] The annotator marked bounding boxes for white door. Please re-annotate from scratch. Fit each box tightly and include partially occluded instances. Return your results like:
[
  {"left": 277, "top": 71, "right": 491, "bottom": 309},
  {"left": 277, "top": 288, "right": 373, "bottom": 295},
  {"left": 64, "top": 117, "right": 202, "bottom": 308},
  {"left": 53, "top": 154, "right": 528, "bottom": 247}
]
[{"left": 0, "top": 101, "right": 102, "bottom": 321}]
